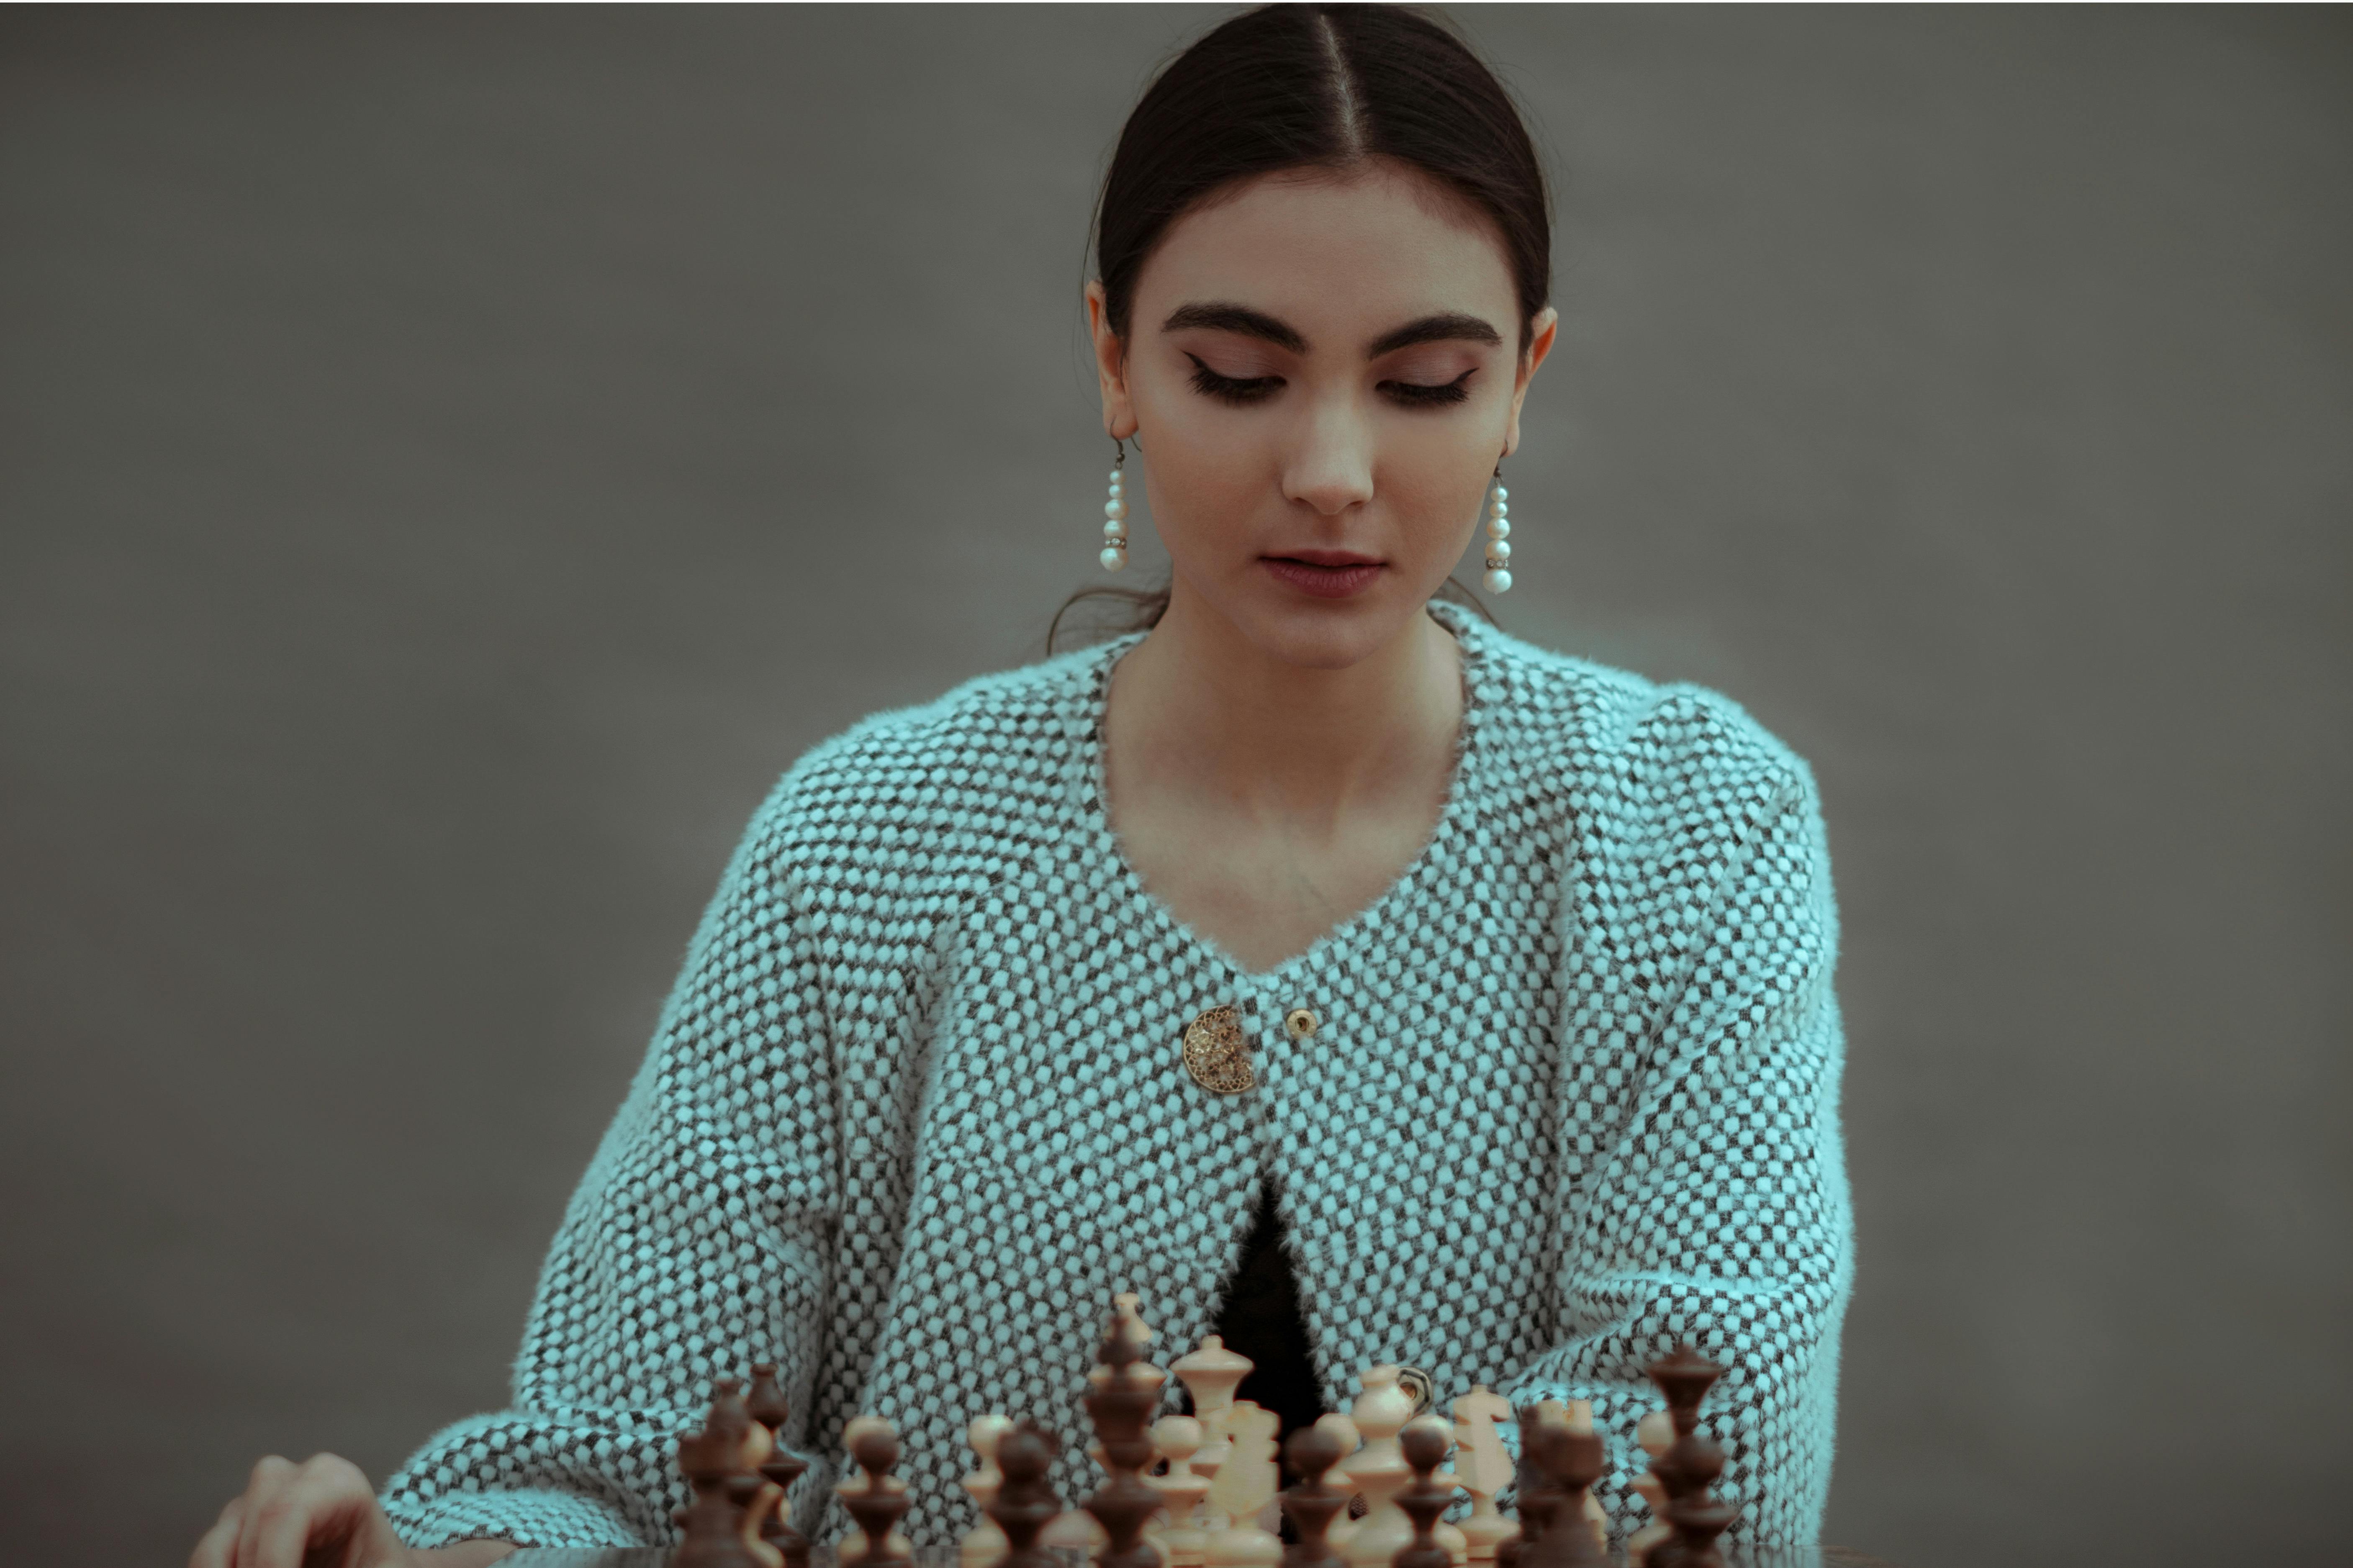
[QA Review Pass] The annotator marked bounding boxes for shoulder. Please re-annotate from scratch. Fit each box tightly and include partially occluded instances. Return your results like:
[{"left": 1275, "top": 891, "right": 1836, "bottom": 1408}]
[
  {"left": 730, "top": 636, "right": 1119, "bottom": 877},
  {"left": 1452, "top": 605, "right": 1823, "bottom": 849}
]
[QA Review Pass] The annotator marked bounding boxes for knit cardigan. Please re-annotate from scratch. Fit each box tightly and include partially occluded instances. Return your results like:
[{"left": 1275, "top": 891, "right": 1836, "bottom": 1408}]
[{"left": 379, "top": 597, "right": 1854, "bottom": 1553}]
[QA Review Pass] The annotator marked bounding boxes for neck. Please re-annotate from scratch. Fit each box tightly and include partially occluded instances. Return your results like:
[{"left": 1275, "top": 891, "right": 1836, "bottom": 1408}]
[{"left": 1102, "top": 585, "right": 1465, "bottom": 836}]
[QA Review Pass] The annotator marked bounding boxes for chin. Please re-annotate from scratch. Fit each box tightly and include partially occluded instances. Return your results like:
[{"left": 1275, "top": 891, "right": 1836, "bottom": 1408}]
[{"left": 1232, "top": 592, "right": 1410, "bottom": 670}]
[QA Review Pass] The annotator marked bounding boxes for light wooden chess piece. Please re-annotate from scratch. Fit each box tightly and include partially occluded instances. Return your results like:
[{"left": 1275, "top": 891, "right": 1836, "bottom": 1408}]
[
  {"left": 960, "top": 1414, "right": 1015, "bottom": 1568},
  {"left": 1624, "top": 1408, "right": 1675, "bottom": 1566},
  {"left": 835, "top": 1415, "right": 912, "bottom": 1567},
  {"left": 1203, "top": 1400, "right": 1282, "bottom": 1568},
  {"left": 1151, "top": 1415, "right": 1213, "bottom": 1568},
  {"left": 1336, "top": 1365, "right": 1417, "bottom": 1568},
  {"left": 1449, "top": 1387, "right": 1515, "bottom": 1564},
  {"left": 1172, "top": 1333, "right": 1254, "bottom": 1508}
]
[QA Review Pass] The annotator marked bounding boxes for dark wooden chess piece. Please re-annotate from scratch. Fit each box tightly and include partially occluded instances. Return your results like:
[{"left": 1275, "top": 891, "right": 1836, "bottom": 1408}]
[
  {"left": 1277, "top": 1422, "right": 1350, "bottom": 1568},
  {"left": 841, "top": 1424, "right": 914, "bottom": 1568},
  {"left": 671, "top": 1379, "right": 769, "bottom": 1568},
  {"left": 988, "top": 1421, "right": 1064, "bottom": 1568},
  {"left": 1517, "top": 1409, "right": 1608, "bottom": 1568},
  {"left": 1644, "top": 1346, "right": 1733, "bottom": 1568},
  {"left": 744, "top": 1365, "right": 812, "bottom": 1568},
  {"left": 1084, "top": 1310, "right": 1166, "bottom": 1568},
  {"left": 1392, "top": 1420, "right": 1463, "bottom": 1568},
  {"left": 1498, "top": 1402, "right": 1561, "bottom": 1568}
]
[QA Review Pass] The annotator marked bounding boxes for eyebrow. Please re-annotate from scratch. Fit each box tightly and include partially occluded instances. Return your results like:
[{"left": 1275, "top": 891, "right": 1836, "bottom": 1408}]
[{"left": 1160, "top": 300, "right": 1504, "bottom": 358}]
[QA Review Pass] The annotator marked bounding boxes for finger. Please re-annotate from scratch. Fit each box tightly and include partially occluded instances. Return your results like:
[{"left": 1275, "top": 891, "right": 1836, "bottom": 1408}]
[
  {"left": 188, "top": 1495, "right": 244, "bottom": 1568},
  {"left": 235, "top": 1455, "right": 365, "bottom": 1568},
  {"left": 229, "top": 1458, "right": 299, "bottom": 1567}
]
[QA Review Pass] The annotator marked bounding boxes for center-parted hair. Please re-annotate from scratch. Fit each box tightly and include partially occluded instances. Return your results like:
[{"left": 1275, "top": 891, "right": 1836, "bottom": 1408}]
[
  {"left": 1094, "top": 3, "right": 1552, "bottom": 352},
  {"left": 1053, "top": 3, "right": 1545, "bottom": 652}
]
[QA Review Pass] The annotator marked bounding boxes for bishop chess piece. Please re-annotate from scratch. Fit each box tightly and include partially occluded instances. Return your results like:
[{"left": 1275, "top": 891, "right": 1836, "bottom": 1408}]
[
  {"left": 1172, "top": 1333, "right": 1255, "bottom": 1518},
  {"left": 987, "top": 1421, "right": 1066, "bottom": 1568},
  {"left": 744, "top": 1365, "right": 811, "bottom": 1568},
  {"left": 837, "top": 1419, "right": 914, "bottom": 1568},
  {"left": 1390, "top": 1419, "right": 1463, "bottom": 1568},
  {"left": 1276, "top": 1421, "right": 1351, "bottom": 1568},
  {"left": 1643, "top": 1347, "right": 1736, "bottom": 1568},
  {"left": 1085, "top": 1307, "right": 1168, "bottom": 1568}
]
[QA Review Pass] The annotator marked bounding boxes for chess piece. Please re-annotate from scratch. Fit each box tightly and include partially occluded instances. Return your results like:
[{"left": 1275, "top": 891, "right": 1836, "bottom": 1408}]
[
  {"left": 672, "top": 1380, "right": 781, "bottom": 1568},
  {"left": 1088, "top": 1306, "right": 1169, "bottom": 1568},
  {"left": 1305, "top": 1414, "right": 1361, "bottom": 1552},
  {"left": 1625, "top": 1411, "right": 1675, "bottom": 1567},
  {"left": 1335, "top": 1366, "right": 1416, "bottom": 1568},
  {"left": 838, "top": 1421, "right": 913, "bottom": 1568},
  {"left": 1449, "top": 1388, "right": 1516, "bottom": 1564},
  {"left": 1644, "top": 1347, "right": 1735, "bottom": 1568},
  {"left": 1204, "top": 1401, "right": 1283, "bottom": 1568},
  {"left": 745, "top": 1365, "right": 812, "bottom": 1568},
  {"left": 961, "top": 1415, "right": 1017, "bottom": 1568},
  {"left": 1173, "top": 1333, "right": 1255, "bottom": 1511},
  {"left": 989, "top": 1422, "right": 1066, "bottom": 1568},
  {"left": 1276, "top": 1420, "right": 1349, "bottom": 1568},
  {"left": 1391, "top": 1419, "right": 1462, "bottom": 1568},
  {"left": 1152, "top": 1416, "right": 1215, "bottom": 1568},
  {"left": 1516, "top": 1406, "right": 1607, "bottom": 1568}
]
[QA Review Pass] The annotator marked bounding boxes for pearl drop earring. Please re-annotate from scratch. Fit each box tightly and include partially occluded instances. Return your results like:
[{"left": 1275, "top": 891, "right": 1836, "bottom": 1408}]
[
  {"left": 1100, "top": 438, "right": 1129, "bottom": 573},
  {"left": 1482, "top": 464, "right": 1513, "bottom": 593}
]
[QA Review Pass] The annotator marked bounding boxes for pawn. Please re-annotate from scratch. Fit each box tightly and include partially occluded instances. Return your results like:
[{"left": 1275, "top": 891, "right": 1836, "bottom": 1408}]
[
  {"left": 988, "top": 1422, "right": 1065, "bottom": 1568},
  {"left": 1152, "top": 1416, "right": 1214, "bottom": 1568},
  {"left": 837, "top": 1422, "right": 913, "bottom": 1568},
  {"left": 1391, "top": 1420, "right": 1462, "bottom": 1568},
  {"left": 961, "top": 1414, "right": 1016, "bottom": 1568},
  {"left": 1276, "top": 1420, "right": 1349, "bottom": 1568}
]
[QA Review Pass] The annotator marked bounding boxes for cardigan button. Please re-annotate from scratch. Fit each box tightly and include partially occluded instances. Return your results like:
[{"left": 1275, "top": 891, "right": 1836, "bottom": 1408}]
[{"left": 1284, "top": 1006, "right": 1320, "bottom": 1041}]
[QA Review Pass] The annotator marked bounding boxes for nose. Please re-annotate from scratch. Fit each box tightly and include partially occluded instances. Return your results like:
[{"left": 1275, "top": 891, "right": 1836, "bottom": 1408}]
[{"left": 1281, "top": 397, "right": 1375, "bottom": 517}]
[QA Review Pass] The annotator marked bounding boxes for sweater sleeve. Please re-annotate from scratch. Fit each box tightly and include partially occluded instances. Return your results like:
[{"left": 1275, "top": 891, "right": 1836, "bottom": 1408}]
[
  {"left": 1495, "top": 751, "right": 1854, "bottom": 1548},
  {"left": 378, "top": 795, "right": 840, "bottom": 1550}
]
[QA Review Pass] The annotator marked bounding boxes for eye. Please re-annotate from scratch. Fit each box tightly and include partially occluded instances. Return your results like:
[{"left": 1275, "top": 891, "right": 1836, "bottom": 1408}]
[
  {"left": 1379, "top": 367, "right": 1477, "bottom": 408},
  {"left": 1186, "top": 353, "right": 1282, "bottom": 405}
]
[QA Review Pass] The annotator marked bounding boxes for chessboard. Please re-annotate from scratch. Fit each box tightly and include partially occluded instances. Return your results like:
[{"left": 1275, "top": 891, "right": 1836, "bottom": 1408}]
[
  {"left": 524, "top": 1293, "right": 1903, "bottom": 1568},
  {"left": 501, "top": 1548, "right": 1903, "bottom": 1568}
]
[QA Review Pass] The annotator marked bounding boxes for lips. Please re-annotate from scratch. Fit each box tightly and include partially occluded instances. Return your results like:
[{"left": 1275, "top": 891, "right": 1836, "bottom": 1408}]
[
  {"left": 1262, "top": 556, "right": 1385, "bottom": 598},
  {"left": 1274, "top": 549, "right": 1384, "bottom": 567}
]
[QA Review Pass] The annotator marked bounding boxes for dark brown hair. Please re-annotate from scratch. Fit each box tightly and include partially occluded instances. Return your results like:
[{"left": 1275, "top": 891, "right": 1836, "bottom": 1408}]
[{"left": 1047, "top": 3, "right": 1547, "bottom": 655}]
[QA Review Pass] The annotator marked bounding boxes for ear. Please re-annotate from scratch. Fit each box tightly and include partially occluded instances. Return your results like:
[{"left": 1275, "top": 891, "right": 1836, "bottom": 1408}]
[
  {"left": 1502, "top": 305, "right": 1559, "bottom": 458},
  {"left": 1085, "top": 280, "right": 1141, "bottom": 441}
]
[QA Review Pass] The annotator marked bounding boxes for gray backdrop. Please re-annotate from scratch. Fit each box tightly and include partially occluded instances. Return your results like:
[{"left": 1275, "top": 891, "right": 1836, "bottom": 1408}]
[{"left": 2, "top": 6, "right": 2345, "bottom": 1566}]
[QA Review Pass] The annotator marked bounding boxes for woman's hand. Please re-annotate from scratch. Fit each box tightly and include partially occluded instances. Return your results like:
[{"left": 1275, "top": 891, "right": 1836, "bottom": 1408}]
[{"left": 188, "top": 1454, "right": 516, "bottom": 1568}]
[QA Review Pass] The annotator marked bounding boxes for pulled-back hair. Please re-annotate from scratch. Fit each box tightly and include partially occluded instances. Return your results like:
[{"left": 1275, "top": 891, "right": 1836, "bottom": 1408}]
[{"left": 1049, "top": 3, "right": 1550, "bottom": 653}]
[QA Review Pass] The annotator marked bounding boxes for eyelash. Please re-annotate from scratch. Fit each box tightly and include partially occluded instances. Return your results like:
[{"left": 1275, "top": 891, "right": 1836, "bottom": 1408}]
[{"left": 1184, "top": 354, "right": 1475, "bottom": 409}]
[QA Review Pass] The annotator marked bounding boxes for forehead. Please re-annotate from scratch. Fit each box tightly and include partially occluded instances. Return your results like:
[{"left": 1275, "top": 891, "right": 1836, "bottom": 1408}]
[{"left": 1133, "top": 162, "right": 1517, "bottom": 339}]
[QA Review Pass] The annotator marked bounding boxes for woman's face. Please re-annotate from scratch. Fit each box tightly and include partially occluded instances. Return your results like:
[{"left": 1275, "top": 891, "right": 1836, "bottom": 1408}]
[{"left": 1087, "top": 159, "right": 1556, "bottom": 670}]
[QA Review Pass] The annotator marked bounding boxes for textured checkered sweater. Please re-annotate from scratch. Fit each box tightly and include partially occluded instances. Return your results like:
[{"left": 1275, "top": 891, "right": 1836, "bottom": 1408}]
[{"left": 380, "top": 598, "right": 1854, "bottom": 1553}]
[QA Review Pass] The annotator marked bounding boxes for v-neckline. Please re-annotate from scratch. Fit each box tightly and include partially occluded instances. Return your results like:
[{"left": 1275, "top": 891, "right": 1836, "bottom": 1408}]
[{"left": 1075, "top": 599, "right": 1494, "bottom": 986}]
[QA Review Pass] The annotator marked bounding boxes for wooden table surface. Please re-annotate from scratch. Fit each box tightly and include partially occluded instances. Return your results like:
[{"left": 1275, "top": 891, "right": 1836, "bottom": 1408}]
[{"left": 504, "top": 1549, "right": 1901, "bottom": 1568}]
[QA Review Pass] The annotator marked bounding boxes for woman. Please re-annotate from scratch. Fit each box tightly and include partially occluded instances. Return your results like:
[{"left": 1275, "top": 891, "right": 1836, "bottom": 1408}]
[{"left": 190, "top": 7, "right": 1852, "bottom": 1566}]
